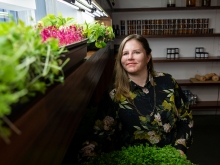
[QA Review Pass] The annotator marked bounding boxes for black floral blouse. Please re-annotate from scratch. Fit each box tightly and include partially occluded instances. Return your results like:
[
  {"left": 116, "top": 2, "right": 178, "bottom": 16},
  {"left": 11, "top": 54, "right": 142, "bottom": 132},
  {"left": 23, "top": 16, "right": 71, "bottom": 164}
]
[{"left": 78, "top": 72, "right": 193, "bottom": 162}]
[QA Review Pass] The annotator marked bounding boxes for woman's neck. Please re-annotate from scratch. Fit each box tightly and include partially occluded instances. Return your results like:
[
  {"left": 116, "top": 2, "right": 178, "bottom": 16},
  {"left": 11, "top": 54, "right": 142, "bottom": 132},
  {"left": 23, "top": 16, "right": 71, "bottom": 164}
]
[{"left": 129, "top": 71, "right": 148, "bottom": 87}]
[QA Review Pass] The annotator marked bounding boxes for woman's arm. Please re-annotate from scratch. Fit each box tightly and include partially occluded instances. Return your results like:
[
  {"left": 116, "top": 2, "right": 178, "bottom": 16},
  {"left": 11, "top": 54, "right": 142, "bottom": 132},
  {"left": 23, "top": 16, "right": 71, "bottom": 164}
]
[{"left": 173, "top": 78, "right": 194, "bottom": 154}]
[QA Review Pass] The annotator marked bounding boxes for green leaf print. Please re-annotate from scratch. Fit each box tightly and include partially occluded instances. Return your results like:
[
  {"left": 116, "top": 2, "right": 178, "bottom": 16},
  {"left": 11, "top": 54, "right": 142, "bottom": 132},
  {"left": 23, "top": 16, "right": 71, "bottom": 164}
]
[{"left": 133, "top": 126, "right": 141, "bottom": 130}]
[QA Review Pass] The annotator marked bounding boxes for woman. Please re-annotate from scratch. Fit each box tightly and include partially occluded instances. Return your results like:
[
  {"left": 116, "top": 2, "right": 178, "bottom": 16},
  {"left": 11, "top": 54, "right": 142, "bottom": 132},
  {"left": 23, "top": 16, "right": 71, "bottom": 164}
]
[{"left": 78, "top": 34, "right": 193, "bottom": 162}]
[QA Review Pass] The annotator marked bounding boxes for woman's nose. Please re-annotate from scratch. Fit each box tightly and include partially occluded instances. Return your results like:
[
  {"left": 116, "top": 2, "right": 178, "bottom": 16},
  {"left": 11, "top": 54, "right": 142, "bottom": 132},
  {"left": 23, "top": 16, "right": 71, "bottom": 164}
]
[{"left": 128, "top": 53, "right": 133, "bottom": 59}]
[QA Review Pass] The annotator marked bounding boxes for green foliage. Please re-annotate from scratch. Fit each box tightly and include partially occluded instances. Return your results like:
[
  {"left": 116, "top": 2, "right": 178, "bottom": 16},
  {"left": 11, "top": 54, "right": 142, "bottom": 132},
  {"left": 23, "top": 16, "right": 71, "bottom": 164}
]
[
  {"left": 84, "top": 144, "right": 195, "bottom": 165},
  {"left": 0, "top": 19, "right": 68, "bottom": 141},
  {"left": 37, "top": 12, "right": 78, "bottom": 28},
  {"left": 81, "top": 21, "right": 115, "bottom": 49}
]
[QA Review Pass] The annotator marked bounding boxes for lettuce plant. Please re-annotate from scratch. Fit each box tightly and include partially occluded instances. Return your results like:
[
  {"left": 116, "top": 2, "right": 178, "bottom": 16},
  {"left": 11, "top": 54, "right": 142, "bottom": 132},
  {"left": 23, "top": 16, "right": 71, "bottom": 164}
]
[{"left": 81, "top": 21, "right": 115, "bottom": 49}]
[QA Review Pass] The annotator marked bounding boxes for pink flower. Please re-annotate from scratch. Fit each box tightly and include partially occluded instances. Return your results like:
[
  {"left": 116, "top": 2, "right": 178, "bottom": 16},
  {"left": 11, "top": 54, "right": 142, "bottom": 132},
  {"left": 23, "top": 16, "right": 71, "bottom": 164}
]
[
  {"left": 103, "top": 116, "right": 114, "bottom": 130},
  {"left": 176, "top": 139, "right": 186, "bottom": 145},
  {"left": 150, "top": 136, "right": 159, "bottom": 144},
  {"left": 39, "top": 25, "right": 85, "bottom": 47},
  {"left": 163, "top": 123, "right": 171, "bottom": 133},
  {"left": 81, "top": 143, "right": 96, "bottom": 157}
]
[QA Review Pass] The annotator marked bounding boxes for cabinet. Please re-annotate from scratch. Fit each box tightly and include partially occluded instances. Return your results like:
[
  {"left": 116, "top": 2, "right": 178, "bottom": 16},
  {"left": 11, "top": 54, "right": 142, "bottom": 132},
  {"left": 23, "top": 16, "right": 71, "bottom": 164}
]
[{"left": 112, "top": 6, "right": 220, "bottom": 111}]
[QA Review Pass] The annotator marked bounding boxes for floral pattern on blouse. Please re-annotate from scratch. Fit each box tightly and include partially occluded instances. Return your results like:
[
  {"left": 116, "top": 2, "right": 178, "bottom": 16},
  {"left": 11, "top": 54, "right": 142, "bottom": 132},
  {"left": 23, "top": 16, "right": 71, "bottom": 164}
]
[{"left": 78, "top": 72, "right": 193, "bottom": 163}]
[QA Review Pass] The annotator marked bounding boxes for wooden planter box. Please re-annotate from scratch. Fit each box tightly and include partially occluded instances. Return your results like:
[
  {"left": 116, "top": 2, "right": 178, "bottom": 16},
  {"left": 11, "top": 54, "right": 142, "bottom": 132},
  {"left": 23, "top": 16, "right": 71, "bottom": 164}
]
[
  {"left": 0, "top": 42, "right": 111, "bottom": 165},
  {"left": 8, "top": 39, "right": 88, "bottom": 122},
  {"left": 60, "top": 39, "right": 88, "bottom": 74}
]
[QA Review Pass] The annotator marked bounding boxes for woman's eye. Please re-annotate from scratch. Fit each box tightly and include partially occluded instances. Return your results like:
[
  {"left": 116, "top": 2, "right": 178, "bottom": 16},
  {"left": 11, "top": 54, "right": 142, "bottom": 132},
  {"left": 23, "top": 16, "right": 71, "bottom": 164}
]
[
  {"left": 134, "top": 51, "right": 140, "bottom": 54},
  {"left": 123, "top": 52, "right": 128, "bottom": 56}
]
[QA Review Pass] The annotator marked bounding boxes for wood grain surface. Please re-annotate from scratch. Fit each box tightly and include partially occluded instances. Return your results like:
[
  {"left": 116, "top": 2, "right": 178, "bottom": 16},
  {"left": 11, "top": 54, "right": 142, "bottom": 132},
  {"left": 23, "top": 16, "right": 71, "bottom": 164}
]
[{"left": 0, "top": 44, "right": 111, "bottom": 165}]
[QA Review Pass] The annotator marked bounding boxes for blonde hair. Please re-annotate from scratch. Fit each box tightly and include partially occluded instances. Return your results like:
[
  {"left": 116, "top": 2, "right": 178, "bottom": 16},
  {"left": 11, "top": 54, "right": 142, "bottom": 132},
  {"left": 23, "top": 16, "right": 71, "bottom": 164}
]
[{"left": 114, "top": 34, "right": 155, "bottom": 102}]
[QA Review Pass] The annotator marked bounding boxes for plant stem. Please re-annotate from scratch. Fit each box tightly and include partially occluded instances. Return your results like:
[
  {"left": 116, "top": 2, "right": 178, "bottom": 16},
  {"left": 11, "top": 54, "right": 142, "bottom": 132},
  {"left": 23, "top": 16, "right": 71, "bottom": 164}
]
[{"left": 2, "top": 116, "right": 21, "bottom": 135}]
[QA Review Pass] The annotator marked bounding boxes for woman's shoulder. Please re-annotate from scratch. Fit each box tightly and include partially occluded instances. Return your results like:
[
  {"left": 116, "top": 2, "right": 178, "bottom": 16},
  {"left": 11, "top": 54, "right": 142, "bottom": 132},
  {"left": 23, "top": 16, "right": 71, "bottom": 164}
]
[
  {"left": 153, "top": 72, "right": 176, "bottom": 84},
  {"left": 153, "top": 72, "right": 173, "bottom": 78}
]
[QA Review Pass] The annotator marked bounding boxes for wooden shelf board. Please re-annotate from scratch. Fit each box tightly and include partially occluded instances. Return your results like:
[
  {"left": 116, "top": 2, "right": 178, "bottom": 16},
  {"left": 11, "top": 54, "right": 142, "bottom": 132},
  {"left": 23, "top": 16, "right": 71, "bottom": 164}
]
[
  {"left": 190, "top": 101, "right": 220, "bottom": 109},
  {"left": 116, "top": 34, "right": 220, "bottom": 39},
  {"left": 113, "top": 6, "right": 220, "bottom": 12},
  {"left": 153, "top": 56, "right": 220, "bottom": 62},
  {"left": 177, "top": 79, "right": 220, "bottom": 86}
]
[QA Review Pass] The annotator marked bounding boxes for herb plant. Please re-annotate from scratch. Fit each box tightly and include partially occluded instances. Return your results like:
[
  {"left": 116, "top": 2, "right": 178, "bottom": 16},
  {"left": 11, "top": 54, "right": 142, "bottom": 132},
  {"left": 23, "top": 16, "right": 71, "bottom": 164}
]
[
  {"left": 84, "top": 144, "right": 195, "bottom": 165},
  {"left": 0, "top": 19, "right": 68, "bottom": 143},
  {"left": 81, "top": 21, "right": 115, "bottom": 49}
]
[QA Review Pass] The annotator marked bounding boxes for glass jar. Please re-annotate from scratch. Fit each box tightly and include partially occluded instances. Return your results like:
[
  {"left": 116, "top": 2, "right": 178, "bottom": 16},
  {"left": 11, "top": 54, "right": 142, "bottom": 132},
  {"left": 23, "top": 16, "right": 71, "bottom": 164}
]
[
  {"left": 167, "top": 0, "right": 176, "bottom": 7},
  {"left": 175, "top": 53, "right": 179, "bottom": 58},
  {"left": 186, "top": 0, "right": 195, "bottom": 7},
  {"left": 202, "top": 0, "right": 211, "bottom": 6}
]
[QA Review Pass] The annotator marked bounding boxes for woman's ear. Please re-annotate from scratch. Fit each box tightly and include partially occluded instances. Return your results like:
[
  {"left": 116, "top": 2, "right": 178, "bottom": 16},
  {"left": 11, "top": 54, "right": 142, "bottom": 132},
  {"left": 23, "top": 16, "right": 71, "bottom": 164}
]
[{"left": 147, "top": 54, "right": 152, "bottom": 63}]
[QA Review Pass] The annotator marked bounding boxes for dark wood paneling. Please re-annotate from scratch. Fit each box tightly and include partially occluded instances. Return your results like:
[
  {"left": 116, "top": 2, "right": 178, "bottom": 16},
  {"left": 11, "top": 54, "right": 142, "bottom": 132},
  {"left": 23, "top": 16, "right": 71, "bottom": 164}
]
[
  {"left": 0, "top": 44, "right": 111, "bottom": 165},
  {"left": 113, "top": 6, "right": 220, "bottom": 12},
  {"left": 61, "top": 39, "right": 88, "bottom": 74}
]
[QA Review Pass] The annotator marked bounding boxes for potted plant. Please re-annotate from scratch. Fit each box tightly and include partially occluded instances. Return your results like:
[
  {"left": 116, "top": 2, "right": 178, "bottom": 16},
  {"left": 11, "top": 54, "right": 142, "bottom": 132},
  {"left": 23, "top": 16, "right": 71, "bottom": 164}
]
[
  {"left": 0, "top": 19, "right": 68, "bottom": 143},
  {"left": 37, "top": 13, "right": 87, "bottom": 47},
  {"left": 81, "top": 21, "right": 115, "bottom": 50},
  {"left": 37, "top": 13, "right": 88, "bottom": 73}
]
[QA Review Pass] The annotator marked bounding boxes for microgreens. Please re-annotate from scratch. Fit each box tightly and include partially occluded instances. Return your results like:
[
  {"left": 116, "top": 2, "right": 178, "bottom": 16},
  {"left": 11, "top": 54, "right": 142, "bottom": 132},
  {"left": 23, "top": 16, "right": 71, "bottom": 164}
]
[{"left": 0, "top": 19, "right": 68, "bottom": 143}]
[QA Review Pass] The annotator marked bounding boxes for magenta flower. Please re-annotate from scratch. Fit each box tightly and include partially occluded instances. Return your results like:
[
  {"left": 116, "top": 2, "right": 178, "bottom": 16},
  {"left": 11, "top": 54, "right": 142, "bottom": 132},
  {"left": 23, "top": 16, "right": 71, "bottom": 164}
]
[{"left": 40, "top": 25, "right": 85, "bottom": 47}]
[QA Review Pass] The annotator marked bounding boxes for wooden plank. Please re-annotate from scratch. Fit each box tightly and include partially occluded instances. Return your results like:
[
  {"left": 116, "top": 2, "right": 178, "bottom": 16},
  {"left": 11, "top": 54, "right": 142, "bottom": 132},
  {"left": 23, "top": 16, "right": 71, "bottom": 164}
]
[
  {"left": 190, "top": 78, "right": 220, "bottom": 83},
  {"left": 191, "top": 101, "right": 220, "bottom": 109},
  {"left": 153, "top": 56, "right": 220, "bottom": 62},
  {"left": 116, "top": 34, "right": 220, "bottom": 39},
  {"left": 177, "top": 79, "right": 220, "bottom": 86},
  {"left": 113, "top": 6, "right": 220, "bottom": 12}
]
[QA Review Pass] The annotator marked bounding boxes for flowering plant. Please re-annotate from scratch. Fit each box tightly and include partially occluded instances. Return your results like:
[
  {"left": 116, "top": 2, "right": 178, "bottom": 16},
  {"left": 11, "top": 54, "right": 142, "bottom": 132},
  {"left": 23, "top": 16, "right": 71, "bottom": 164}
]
[
  {"left": 37, "top": 14, "right": 85, "bottom": 47},
  {"left": 39, "top": 25, "right": 84, "bottom": 47}
]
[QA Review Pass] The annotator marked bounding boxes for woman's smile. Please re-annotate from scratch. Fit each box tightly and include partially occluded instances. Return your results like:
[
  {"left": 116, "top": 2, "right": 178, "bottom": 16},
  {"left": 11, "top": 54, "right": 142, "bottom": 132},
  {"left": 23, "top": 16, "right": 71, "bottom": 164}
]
[{"left": 121, "top": 39, "right": 150, "bottom": 75}]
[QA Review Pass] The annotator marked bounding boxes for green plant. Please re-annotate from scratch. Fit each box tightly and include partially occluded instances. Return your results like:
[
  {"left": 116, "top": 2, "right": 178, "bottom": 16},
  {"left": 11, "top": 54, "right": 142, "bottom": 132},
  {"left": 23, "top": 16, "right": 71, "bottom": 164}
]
[
  {"left": 0, "top": 19, "right": 68, "bottom": 143},
  {"left": 84, "top": 143, "right": 195, "bottom": 165},
  {"left": 81, "top": 21, "right": 115, "bottom": 49},
  {"left": 37, "top": 13, "right": 78, "bottom": 28}
]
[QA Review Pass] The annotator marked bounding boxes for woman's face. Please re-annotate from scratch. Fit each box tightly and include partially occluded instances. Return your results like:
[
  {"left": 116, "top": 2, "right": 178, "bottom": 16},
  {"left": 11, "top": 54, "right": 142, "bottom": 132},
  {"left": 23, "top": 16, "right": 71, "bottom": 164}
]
[{"left": 121, "top": 39, "right": 151, "bottom": 76}]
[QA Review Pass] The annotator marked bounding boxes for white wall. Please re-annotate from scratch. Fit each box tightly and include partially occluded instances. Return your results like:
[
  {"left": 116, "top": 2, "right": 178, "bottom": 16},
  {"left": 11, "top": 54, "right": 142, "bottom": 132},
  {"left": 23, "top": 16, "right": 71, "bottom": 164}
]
[
  {"left": 112, "top": 0, "right": 220, "bottom": 113},
  {"left": 0, "top": 0, "right": 36, "bottom": 11},
  {"left": 4, "top": 0, "right": 95, "bottom": 25}
]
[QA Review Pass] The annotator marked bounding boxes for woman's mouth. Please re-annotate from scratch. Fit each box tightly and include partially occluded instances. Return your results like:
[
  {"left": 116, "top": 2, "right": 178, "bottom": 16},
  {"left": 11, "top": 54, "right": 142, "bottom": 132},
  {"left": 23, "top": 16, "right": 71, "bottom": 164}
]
[{"left": 127, "top": 63, "right": 136, "bottom": 66}]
